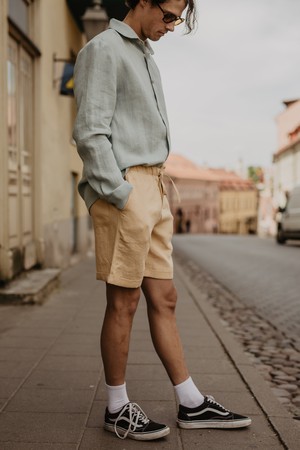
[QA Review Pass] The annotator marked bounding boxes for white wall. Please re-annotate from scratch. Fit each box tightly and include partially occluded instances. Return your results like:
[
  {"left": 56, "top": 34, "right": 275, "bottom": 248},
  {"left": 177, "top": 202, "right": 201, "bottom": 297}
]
[{"left": 276, "top": 100, "right": 300, "bottom": 150}]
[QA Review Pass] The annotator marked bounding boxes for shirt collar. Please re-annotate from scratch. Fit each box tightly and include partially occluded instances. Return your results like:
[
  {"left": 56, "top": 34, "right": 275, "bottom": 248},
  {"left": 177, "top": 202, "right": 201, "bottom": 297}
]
[{"left": 109, "top": 19, "right": 154, "bottom": 55}]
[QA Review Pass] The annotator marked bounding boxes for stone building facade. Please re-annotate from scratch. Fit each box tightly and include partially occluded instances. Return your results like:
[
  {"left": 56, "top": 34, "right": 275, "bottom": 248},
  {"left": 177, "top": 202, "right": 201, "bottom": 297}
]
[{"left": 0, "top": 0, "right": 88, "bottom": 281}]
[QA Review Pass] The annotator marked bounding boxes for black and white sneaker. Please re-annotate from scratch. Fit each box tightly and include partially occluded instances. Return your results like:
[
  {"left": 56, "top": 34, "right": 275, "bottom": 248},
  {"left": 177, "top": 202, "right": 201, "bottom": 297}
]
[
  {"left": 177, "top": 395, "right": 252, "bottom": 429},
  {"left": 104, "top": 402, "right": 170, "bottom": 440}
]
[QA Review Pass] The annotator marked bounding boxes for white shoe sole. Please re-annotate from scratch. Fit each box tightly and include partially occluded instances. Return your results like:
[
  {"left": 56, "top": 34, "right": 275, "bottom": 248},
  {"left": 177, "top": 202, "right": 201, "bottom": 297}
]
[
  {"left": 104, "top": 423, "right": 170, "bottom": 440},
  {"left": 177, "top": 417, "right": 252, "bottom": 429}
]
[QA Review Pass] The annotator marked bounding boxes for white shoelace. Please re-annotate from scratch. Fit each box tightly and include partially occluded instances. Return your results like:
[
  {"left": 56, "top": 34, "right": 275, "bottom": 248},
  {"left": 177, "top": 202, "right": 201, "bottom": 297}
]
[
  {"left": 114, "top": 402, "right": 149, "bottom": 439},
  {"left": 206, "top": 395, "right": 230, "bottom": 412}
]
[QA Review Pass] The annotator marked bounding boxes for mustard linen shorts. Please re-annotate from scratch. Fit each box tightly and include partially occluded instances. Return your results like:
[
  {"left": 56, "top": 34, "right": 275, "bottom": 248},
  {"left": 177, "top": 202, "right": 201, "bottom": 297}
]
[{"left": 90, "top": 166, "right": 174, "bottom": 288}]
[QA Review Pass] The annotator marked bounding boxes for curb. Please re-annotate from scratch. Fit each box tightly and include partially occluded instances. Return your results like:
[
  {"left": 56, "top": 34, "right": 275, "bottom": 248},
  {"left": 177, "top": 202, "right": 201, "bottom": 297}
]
[
  {"left": 174, "top": 260, "right": 300, "bottom": 450},
  {"left": 0, "top": 269, "right": 61, "bottom": 304}
]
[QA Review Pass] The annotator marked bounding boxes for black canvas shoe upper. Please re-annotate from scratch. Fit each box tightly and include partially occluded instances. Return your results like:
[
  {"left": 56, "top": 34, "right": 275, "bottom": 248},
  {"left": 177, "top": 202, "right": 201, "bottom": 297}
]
[
  {"left": 105, "top": 402, "right": 169, "bottom": 440},
  {"left": 178, "top": 395, "right": 250, "bottom": 423}
]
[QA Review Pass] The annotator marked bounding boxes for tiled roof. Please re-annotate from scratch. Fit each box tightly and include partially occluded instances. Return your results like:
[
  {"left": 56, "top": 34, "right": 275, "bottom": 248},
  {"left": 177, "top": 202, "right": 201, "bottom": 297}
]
[
  {"left": 208, "top": 168, "right": 255, "bottom": 190},
  {"left": 165, "top": 154, "right": 219, "bottom": 181},
  {"left": 165, "top": 154, "right": 255, "bottom": 190}
]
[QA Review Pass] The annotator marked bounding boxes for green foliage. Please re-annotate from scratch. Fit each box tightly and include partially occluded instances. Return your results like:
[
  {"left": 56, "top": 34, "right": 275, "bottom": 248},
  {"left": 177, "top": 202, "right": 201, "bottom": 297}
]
[{"left": 248, "top": 166, "right": 264, "bottom": 184}]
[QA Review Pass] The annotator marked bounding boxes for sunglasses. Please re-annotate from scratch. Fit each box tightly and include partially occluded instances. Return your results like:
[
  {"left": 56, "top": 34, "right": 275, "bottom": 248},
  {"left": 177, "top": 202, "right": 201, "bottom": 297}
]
[{"left": 156, "top": 2, "right": 185, "bottom": 26}]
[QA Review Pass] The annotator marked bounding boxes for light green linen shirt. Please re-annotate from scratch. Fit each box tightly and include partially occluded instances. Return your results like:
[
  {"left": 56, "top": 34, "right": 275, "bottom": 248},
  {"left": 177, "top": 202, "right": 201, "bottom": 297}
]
[{"left": 73, "top": 19, "right": 170, "bottom": 211}]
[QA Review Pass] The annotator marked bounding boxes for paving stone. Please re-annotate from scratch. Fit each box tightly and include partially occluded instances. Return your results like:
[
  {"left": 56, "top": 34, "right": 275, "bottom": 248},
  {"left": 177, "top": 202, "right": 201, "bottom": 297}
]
[
  {"left": 22, "top": 369, "right": 100, "bottom": 390},
  {"left": 191, "top": 373, "right": 247, "bottom": 393},
  {"left": 79, "top": 427, "right": 179, "bottom": 450},
  {"left": 272, "top": 358, "right": 288, "bottom": 365},
  {"left": 0, "top": 377, "right": 22, "bottom": 398},
  {"left": 0, "top": 347, "right": 45, "bottom": 361},
  {"left": 0, "top": 443, "right": 76, "bottom": 450},
  {"left": 279, "top": 384, "right": 298, "bottom": 393},
  {"left": 126, "top": 380, "right": 174, "bottom": 402},
  {"left": 86, "top": 400, "right": 106, "bottom": 428},
  {"left": 292, "top": 395, "right": 300, "bottom": 406},
  {"left": 0, "top": 412, "right": 86, "bottom": 443},
  {"left": 126, "top": 364, "right": 168, "bottom": 381},
  {"left": 274, "top": 375, "right": 296, "bottom": 382},
  {"left": 0, "top": 360, "right": 32, "bottom": 378},
  {"left": 56, "top": 333, "right": 99, "bottom": 345},
  {"left": 127, "top": 351, "right": 161, "bottom": 365},
  {"left": 6, "top": 387, "right": 95, "bottom": 413},
  {"left": 282, "top": 348, "right": 296, "bottom": 355},
  {"left": 127, "top": 338, "right": 156, "bottom": 352},
  {"left": 271, "top": 370, "right": 286, "bottom": 377},
  {"left": 0, "top": 398, "right": 7, "bottom": 408},
  {"left": 19, "top": 319, "right": 69, "bottom": 329},
  {"left": 182, "top": 345, "right": 224, "bottom": 359},
  {"left": 270, "top": 416, "right": 300, "bottom": 450},
  {"left": 278, "top": 397, "right": 291, "bottom": 405},
  {"left": 48, "top": 343, "right": 99, "bottom": 357},
  {"left": 0, "top": 336, "right": 53, "bottom": 349},
  {"left": 37, "top": 355, "right": 100, "bottom": 372},
  {"left": 177, "top": 326, "right": 218, "bottom": 342},
  {"left": 65, "top": 325, "right": 99, "bottom": 335},
  {"left": 271, "top": 388, "right": 292, "bottom": 398},
  {"left": 283, "top": 367, "right": 299, "bottom": 376},
  {"left": 187, "top": 358, "right": 236, "bottom": 375},
  {"left": 3, "top": 327, "right": 62, "bottom": 338}
]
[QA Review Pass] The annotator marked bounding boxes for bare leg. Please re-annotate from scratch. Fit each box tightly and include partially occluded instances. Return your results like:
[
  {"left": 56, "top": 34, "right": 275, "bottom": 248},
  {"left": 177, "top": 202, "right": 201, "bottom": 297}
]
[
  {"left": 142, "top": 278, "right": 189, "bottom": 385},
  {"left": 101, "top": 283, "right": 140, "bottom": 386}
]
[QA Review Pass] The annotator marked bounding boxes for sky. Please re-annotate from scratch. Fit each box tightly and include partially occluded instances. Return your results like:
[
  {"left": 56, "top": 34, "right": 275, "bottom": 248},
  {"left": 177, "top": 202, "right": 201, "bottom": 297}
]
[{"left": 151, "top": 0, "right": 300, "bottom": 172}]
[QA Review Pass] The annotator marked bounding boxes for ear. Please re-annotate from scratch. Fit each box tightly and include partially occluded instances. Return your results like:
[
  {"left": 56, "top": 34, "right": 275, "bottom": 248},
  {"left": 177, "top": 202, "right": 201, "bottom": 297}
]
[{"left": 140, "top": 0, "right": 149, "bottom": 8}]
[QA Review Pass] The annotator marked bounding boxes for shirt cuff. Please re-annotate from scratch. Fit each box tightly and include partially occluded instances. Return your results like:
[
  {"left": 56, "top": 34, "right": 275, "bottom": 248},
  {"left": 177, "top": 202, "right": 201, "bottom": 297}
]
[{"left": 107, "top": 181, "right": 133, "bottom": 210}]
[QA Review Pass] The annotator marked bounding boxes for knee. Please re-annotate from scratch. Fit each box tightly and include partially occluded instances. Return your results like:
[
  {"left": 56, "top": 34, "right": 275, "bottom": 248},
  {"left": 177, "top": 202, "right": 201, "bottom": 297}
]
[
  {"left": 164, "top": 285, "right": 177, "bottom": 311},
  {"left": 107, "top": 287, "right": 140, "bottom": 318},
  {"left": 149, "top": 285, "right": 177, "bottom": 314}
]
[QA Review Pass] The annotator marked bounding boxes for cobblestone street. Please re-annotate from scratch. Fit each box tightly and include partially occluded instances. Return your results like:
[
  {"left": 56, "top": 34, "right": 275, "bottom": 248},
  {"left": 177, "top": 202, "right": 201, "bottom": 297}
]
[
  {"left": 173, "top": 235, "right": 300, "bottom": 347},
  {"left": 173, "top": 234, "right": 300, "bottom": 419}
]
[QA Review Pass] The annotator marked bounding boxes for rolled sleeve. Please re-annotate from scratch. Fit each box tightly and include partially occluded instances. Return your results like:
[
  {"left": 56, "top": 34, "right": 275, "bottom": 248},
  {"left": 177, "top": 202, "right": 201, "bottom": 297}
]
[{"left": 73, "top": 38, "right": 131, "bottom": 207}]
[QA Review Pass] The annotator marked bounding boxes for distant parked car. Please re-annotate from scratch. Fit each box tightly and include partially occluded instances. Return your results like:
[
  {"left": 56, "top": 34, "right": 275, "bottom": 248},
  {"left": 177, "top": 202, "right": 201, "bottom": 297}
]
[{"left": 276, "top": 185, "right": 300, "bottom": 244}]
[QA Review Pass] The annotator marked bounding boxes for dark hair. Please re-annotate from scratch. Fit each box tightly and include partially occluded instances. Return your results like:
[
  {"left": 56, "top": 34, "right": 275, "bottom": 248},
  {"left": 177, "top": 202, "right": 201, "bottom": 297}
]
[{"left": 125, "top": 0, "right": 197, "bottom": 34}]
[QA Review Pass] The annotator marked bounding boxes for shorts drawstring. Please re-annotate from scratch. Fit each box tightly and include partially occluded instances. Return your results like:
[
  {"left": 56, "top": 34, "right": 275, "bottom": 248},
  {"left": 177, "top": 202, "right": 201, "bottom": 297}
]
[
  {"left": 158, "top": 166, "right": 181, "bottom": 203},
  {"left": 126, "top": 165, "right": 181, "bottom": 203}
]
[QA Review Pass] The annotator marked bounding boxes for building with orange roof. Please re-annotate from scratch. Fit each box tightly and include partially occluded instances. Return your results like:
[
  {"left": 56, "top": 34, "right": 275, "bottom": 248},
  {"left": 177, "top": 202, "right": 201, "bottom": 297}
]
[
  {"left": 208, "top": 168, "right": 258, "bottom": 234},
  {"left": 165, "top": 154, "right": 258, "bottom": 235},
  {"left": 164, "top": 154, "right": 219, "bottom": 234}
]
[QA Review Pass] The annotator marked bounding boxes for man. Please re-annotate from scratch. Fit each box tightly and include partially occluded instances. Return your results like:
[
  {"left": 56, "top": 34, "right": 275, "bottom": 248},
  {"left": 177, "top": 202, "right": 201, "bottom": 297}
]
[{"left": 73, "top": 0, "right": 251, "bottom": 441}]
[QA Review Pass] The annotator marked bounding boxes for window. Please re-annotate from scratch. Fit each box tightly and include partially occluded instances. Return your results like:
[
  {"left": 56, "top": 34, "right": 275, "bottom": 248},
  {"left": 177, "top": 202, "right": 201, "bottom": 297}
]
[{"left": 9, "top": 0, "right": 33, "bottom": 36}]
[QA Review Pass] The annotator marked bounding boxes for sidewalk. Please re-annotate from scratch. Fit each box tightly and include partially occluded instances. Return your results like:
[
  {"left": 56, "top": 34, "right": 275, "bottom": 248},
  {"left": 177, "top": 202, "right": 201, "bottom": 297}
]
[{"left": 0, "top": 256, "right": 299, "bottom": 449}]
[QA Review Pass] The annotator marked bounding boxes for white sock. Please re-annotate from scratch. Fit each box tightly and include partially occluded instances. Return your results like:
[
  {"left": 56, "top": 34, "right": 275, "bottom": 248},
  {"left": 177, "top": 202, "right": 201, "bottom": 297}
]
[
  {"left": 174, "top": 376, "right": 205, "bottom": 408},
  {"left": 106, "top": 382, "right": 130, "bottom": 414}
]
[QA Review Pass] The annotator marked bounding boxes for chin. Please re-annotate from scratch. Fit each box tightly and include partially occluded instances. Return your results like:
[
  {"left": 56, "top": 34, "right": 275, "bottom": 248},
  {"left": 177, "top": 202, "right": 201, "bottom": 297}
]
[{"left": 150, "top": 33, "right": 163, "bottom": 41}]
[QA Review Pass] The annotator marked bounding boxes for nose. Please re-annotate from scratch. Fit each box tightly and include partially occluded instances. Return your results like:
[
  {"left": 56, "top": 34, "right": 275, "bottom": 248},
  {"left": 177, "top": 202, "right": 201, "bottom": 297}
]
[{"left": 166, "top": 22, "right": 175, "bottom": 32}]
